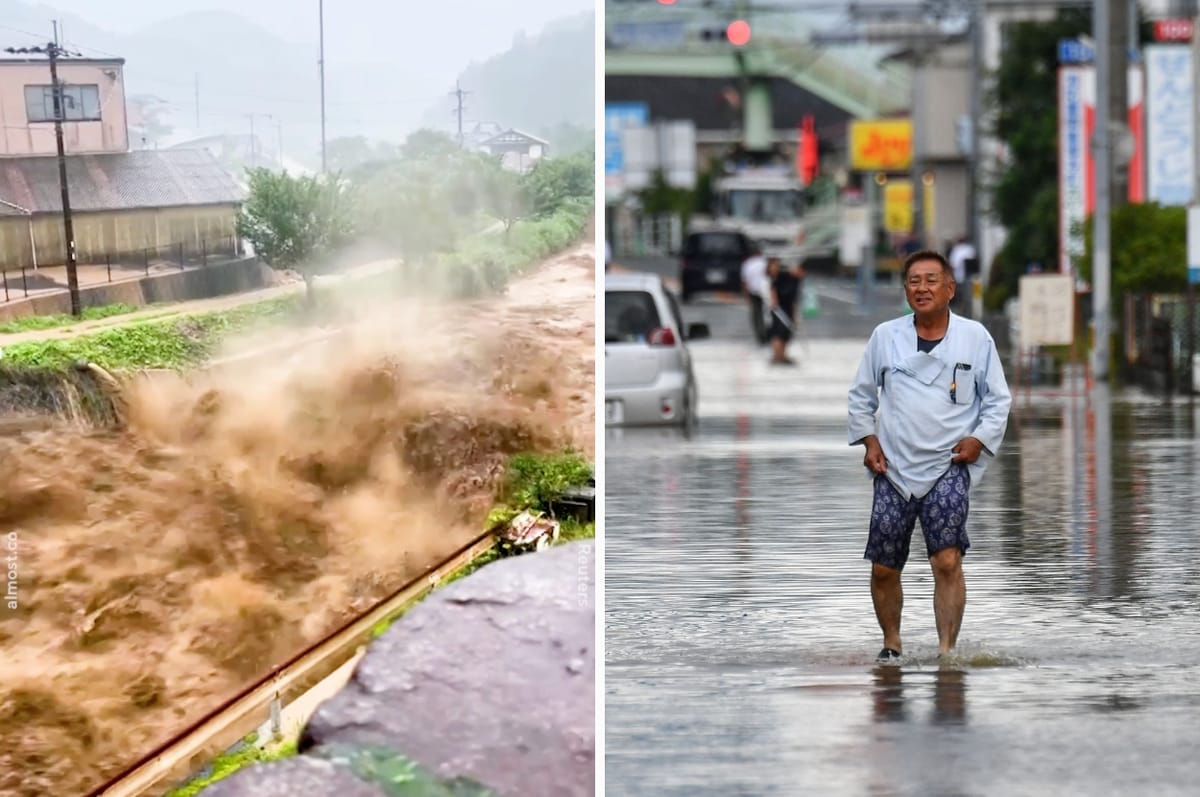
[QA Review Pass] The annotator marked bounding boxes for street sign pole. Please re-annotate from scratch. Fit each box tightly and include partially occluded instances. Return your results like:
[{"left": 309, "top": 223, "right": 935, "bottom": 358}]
[{"left": 1092, "top": 1, "right": 1112, "bottom": 382}]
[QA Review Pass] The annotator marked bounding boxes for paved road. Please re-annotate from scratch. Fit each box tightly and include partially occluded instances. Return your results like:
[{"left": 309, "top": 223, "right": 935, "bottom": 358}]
[{"left": 604, "top": 262, "right": 1200, "bottom": 796}]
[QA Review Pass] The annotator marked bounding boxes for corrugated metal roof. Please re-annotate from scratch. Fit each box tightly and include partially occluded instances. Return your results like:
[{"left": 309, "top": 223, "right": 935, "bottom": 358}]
[{"left": 0, "top": 149, "right": 245, "bottom": 216}]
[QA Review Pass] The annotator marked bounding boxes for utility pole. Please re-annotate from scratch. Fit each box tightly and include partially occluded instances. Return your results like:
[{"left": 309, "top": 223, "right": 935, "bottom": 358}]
[
  {"left": 968, "top": 0, "right": 982, "bottom": 262},
  {"left": 5, "top": 41, "right": 82, "bottom": 316},
  {"left": 1110, "top": 0, "right": 1129, "bottom": 207},
  {"left": 1189, "top": 7, "right": 1200, "bottom": 394},
  {"left": 318, "top": 0, "right": 327, "bottom": 173},
  {"left": 451, "top": 81, "right": 469, "bottom": 147},
  {"left": 1093, "top": 0, "right": 1112, "bottom": 380}
]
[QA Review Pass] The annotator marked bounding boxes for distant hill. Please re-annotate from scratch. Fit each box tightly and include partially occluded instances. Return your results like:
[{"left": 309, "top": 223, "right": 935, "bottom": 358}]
[
  {"left": 421, "top": 12, "right": 595, "bottom": 153},
  {"left": 0, "top": 1, "right": 594, "bottom": 167}
]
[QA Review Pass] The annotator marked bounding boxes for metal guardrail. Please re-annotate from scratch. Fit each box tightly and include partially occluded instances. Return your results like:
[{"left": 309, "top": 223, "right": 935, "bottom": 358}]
[{"left": 85, "top": 531, "right": 498, "bottom": 797}]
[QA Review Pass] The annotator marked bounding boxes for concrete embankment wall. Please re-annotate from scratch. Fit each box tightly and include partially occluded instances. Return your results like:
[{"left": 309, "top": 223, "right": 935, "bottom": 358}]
[{"left": 0, "top": 257, "right": 269, "bottom": 323}]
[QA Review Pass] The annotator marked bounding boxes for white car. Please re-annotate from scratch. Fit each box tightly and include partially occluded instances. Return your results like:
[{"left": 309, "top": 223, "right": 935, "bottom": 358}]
[{"left": 604, "top": 272, "right": 710, "bottom": 427}]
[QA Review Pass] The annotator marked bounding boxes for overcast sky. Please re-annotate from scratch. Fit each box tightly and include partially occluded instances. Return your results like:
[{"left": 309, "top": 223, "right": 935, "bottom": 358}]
[{"left": 36, "top": 0, "right": 595, "bottom": 89}]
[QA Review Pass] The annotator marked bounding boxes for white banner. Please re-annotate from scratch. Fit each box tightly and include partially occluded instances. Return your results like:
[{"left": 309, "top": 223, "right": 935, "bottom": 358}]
[
  {"left": 1145, "top": 44, "right": 1194, "bottom": 206},
  {"left": 1058, "top": 66, "right": 1089, "bottom": 274}
]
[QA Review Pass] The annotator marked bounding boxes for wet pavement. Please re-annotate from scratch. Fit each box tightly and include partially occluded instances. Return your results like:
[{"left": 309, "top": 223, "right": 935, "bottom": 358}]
[{"left": 604, "top": 263, "right": 1200, "bottom": 796}]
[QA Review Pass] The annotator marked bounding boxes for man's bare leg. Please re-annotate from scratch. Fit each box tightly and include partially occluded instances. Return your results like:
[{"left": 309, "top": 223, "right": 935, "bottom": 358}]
[
  {"left": 871, "top": 563, "right": 903, "bottom": 653},
  {"left": 930, "top": 547, "right": 965, "bottom": 655}
]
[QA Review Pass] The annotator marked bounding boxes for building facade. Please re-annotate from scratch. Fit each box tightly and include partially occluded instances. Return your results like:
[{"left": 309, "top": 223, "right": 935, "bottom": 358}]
[{"left": 0, "top": 57, "right": 129, "bottom": 157}]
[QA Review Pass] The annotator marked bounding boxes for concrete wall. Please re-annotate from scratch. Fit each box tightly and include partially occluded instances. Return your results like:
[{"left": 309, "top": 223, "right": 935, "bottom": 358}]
[
  {"left": 0, "top": 59, "right": 129, "bottom": 156},
  {"left": 0, "top": 204, "right": 239, "bottom": 269},
  {"left": 0, "top": 255, "right": 267, "bottom": 323}
]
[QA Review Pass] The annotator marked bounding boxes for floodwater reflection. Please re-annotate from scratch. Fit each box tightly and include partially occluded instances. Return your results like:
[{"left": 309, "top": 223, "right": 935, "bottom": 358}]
[
  {"left": 870, "top": 665, "right": 968, "bottom": 728},
  {"left": 606, "top": 339, "right": 1200, "bottom": 796}
]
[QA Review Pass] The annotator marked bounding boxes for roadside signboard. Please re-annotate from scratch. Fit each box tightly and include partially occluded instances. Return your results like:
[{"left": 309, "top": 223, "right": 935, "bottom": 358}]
[
  {"left": 848, "top": 119, "right": 912, "bottom": 171},
  {"left": 1019, "top": 273, "right": 1076, "bottom": 348}
]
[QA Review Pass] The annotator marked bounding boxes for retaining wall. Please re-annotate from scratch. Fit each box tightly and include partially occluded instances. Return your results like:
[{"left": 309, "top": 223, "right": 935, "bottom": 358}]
[{"left": 0, "top": 257, "right": 268, "bottom": 323}]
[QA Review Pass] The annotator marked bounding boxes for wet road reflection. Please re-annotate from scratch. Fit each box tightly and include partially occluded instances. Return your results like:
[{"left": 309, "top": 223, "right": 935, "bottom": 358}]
[{"left": 605, "top": 298, "right": 1200, "bottom": 797}]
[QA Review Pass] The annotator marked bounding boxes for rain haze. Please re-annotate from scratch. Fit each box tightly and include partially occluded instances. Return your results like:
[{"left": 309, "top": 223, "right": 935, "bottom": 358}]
[{"left": 0, "top": 0, "right": 596, "bottom": 165}]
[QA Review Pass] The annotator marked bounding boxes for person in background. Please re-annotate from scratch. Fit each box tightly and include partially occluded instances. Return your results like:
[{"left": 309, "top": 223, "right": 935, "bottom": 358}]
[
  {"left": 740, "top": 244, "right": 769, "bottom": 345},
  {"left": 766, "top": 257, "right": 803, "bottom": 365},
  {"left": 847, "top": 249, "right": 1011, "bottom": 662},
  {"left": 948, "top": 236, "right": 976, "bottom": 315}
]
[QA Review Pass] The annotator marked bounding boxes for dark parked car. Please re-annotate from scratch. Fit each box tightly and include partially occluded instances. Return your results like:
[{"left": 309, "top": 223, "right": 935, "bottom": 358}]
[{"left": 679, "top": 230, "right": 754, "bottom": 302}]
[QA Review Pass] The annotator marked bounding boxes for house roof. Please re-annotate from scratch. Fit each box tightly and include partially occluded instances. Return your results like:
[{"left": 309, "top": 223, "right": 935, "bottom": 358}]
[
  {"left": 481, "top": 128, "right": 550, "bottom": 147},
  {"left": 0, "top": 148, "right": 245, "bottom": 216},
  {"left": 0, "top": 56, "right": 125, "bottom": 67}
]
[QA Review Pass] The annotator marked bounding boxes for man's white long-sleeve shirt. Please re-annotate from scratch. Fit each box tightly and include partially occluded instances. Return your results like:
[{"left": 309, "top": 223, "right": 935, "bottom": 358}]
[{"left": 847, "top": 312, "right": 1012, "bottom": 500}]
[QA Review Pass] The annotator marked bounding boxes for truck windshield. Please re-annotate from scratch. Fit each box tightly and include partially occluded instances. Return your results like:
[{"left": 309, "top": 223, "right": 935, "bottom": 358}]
[{"left": 726, "top": 190, "right": 802, "bottom": 222}]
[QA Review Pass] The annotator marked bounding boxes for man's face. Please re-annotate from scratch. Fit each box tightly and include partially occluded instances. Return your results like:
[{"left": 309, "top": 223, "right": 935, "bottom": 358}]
[{"left": 904, "top": 258, "right": 955, "bottom": 315}]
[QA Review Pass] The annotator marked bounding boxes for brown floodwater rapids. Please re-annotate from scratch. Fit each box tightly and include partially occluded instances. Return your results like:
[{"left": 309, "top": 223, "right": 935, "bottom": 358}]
[{"left": 0, "top": 243, "right": 595, "bottom": 797}]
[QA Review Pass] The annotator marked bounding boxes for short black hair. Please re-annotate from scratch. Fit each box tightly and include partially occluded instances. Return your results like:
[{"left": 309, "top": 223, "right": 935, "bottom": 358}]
[{"left": 902, "top": 249, "right": 952, "bottom": 279}]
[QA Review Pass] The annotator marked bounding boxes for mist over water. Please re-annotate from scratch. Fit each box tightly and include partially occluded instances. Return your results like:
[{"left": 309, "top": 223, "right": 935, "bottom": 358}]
[{"left": 0, "top": 246, "right": 595, "bottom": 797}]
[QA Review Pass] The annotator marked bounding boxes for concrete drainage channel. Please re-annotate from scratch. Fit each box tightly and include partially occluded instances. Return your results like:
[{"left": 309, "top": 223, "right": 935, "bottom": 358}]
[
  {"left": 84, "top": 532, "right": 498, "bottom": 797},
  {"left": 84, "top": 486, "right": 597, "bottom": 797}
]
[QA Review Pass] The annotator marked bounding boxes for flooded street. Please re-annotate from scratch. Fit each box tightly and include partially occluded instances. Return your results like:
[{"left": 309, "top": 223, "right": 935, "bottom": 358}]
[{"left": 604, "top": 267, "right": 1200, "bottom": 796}]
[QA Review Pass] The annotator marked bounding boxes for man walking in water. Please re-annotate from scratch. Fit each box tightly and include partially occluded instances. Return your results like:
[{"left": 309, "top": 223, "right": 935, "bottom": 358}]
[{"left": 847, "top": 250, "right": 1011, "bottom": 661}]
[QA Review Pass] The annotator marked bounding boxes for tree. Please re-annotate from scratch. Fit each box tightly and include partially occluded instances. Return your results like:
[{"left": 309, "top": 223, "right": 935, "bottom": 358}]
[
  {"left": 638, "top": 170, "right": 695, "bottom": 224},
  {"left": 400, "top": 128, "right": 462, "bottom": 162},
  {"left": 523, "top": 149, "right": 594, "bottom": 217},
  {"left": 1079, "top": 203, "right": 1188, "bottom": 298},
  {"left": 236, "top": 168, "right": 354, "bottom": 302},
  {"left": 988, "top": 8, "right": 1091, "bottom": 307},
  {"left": 480, "top": 163, "right": 532, "bottom": 233},
  {"left": 356, "top": 161, "right": 462, "bottom": 267}
]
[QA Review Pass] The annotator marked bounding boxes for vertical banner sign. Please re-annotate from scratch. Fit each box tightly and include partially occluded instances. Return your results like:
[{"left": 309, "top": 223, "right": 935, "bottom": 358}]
[
  {"left": 1145, "top": 45, "right": 1194, "bottom": 206},
  {"left": 883, "top": 179, "right": 914, "bottom": 234},
  {"left": 1057, "top": 65, "right": 1146, "bottom": 273},
  {"left": 604, "top": 103, "right": 649, "bottom": 195},
  {"left": 1058, "top": 66, "right": 1088, "bottom": 273}
]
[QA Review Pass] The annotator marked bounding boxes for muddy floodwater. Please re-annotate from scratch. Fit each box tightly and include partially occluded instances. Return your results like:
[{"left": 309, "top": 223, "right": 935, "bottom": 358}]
[{"left": 605, "top": 336, "right": 1200, "bottom": 797}]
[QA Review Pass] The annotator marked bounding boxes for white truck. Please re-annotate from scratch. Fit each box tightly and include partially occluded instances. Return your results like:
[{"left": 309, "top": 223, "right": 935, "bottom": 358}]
[{"left": 688, "top": 166, "right": 839, "bottom": 267}]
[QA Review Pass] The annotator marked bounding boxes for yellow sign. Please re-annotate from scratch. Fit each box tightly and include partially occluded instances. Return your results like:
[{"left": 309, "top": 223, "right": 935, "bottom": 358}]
[
  {"left": 923, "top": 179, "right": 936, "bottom": 239},
  {"left": 849, "top": 119, "right": 913, "bottom": 171},
  {"left": 884, "top": 179, "right": 913, "bottom": 233}
]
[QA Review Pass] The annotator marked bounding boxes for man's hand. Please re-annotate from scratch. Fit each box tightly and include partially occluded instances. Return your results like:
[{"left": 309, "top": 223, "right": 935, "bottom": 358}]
[
  {"left": 863, "top": 435, "right": 888, "bottom": 474},
  {"left": 951, "top": 436, "right": 984, "bottom": 464}
]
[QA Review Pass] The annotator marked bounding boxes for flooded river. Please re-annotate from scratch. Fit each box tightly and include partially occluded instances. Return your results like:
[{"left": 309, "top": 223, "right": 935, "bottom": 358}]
[{"left": 604, "top": 292, "right": 1200, "bottom": 796}]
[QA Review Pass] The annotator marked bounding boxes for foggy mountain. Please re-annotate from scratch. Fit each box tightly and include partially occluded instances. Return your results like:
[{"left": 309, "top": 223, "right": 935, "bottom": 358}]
[
  {"left": 420, "top": 13, "right": 595, "bottom": 152},
  {"left": 0, "top": 0, "right": 594, "bottom": 166}
]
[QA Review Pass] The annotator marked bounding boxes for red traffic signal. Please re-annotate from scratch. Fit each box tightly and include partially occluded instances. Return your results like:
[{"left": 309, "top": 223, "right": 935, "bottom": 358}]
[{"left": 726, "top": 19, "right": 751, "bottom": 47}]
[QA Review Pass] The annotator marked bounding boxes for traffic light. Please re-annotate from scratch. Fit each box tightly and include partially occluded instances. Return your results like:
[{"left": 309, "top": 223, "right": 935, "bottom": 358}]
[
  {"left": 726, "top": 19, "right": 751, "bottom": 47},
  {"left": 699, "top": 19, "right": 752, "bottom": 47}
]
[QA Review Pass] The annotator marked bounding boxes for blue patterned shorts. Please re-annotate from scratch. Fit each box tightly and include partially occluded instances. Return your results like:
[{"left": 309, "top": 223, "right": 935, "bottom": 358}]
[{"left": 865, "top": 464, "right": 971, "bottom": 571}]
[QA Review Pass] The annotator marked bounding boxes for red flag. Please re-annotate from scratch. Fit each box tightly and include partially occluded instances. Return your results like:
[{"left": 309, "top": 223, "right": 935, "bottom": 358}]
[{"left": 798, "top": 114, "right": 818, "bottom": 186}]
